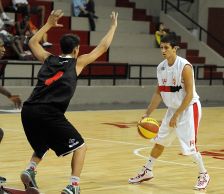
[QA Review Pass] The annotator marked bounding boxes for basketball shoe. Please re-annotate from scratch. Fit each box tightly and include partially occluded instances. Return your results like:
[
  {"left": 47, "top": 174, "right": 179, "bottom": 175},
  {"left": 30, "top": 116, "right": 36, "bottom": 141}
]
[
  {"left": 194, "top": 172, "right": 210, "bottom": 190},
  {"left": 0, "top": 176, "right": 6, "bottom": 184},
  {"left": 20, "top": 169, "right": 38, "bottom": 192},
  {"left": 128, "top": 166, "right": 154, "bottom": 184},
  {"left": 61, "top": 185, "right": 80, "bottom": 194}
]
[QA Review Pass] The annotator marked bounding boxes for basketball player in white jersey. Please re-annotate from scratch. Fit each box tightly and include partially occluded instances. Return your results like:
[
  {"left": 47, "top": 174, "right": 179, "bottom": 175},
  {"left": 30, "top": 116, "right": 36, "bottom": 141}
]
[{"left": 128, "top": 33, "right": 210, "bottom": 190}]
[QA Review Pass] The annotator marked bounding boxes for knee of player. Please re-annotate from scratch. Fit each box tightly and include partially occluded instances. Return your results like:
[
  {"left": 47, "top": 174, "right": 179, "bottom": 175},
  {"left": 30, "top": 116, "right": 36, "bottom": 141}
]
[
  {"left": 78, "top": 143, "right": 87, "bottom": 153},
  {"left": 82, "top": 143, "right": 87, "bottom": 152},
  {"left": 155, "top": 143, "right": 164, "bottom": 150},
  {"left": 73, "top": 144, "right": 87, "bottom": 155},
  {"left": 0, "top": 128, "right": 4, "bottom": 143},
  {"left": 33, "top": 151, "right": 45, "bottom": 160}
]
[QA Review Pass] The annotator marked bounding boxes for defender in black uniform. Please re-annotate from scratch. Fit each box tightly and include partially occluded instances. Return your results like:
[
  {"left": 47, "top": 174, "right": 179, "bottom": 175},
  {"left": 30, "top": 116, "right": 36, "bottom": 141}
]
[{"left": 20, "top": 10, "right": 118, "bottom": 194}]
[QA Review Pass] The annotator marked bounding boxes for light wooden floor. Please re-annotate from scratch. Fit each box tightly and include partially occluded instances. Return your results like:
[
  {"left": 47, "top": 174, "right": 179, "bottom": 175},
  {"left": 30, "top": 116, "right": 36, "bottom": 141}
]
[{"left": 0, "top": 107, "right": 223, "bottom": 194}]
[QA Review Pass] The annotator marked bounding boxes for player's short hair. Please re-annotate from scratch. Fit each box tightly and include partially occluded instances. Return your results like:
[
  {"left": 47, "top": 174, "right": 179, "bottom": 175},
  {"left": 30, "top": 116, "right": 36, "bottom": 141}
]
[
  {"left": 161, "top": 32, "right": 179, "bottom": 48},
  {"left": 60, "top": 34, "right": 80, "bottom": 54}
]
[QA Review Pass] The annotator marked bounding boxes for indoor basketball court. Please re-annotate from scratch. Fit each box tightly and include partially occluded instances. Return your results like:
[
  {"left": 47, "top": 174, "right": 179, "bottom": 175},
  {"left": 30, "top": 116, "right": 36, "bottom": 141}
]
[{"left": 0, "top": 107, "right": 223, "bottom": 194}]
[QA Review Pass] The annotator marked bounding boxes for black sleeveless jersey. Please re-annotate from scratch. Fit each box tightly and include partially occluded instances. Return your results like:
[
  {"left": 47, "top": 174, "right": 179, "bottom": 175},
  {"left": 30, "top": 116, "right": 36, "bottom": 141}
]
[{"left": 25, "top": 55, "right": 78, "bottom": 112}]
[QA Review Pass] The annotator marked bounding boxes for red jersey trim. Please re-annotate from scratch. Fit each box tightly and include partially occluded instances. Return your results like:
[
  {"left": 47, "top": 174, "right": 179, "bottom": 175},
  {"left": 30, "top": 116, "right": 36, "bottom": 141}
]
[
  {"left": 45, "top": 71, "right": 64, "bottom": 86},
  {"left": 159, "top": 85, "right": 182, "bottom": 92}
]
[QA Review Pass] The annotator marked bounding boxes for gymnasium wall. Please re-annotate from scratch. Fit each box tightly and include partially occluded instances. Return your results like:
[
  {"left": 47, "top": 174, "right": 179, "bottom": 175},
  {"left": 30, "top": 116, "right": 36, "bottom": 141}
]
[
  {"left": 130, "top": 0, "right": 224, "bottom": 51},
  {"left": 160, "top": 12, "right": 224, "bottom": 67},
  {"left": 161, "top": 0, "right": 199, "bottom": 30},
  {"left": 198, "top": 0, "right": 224, "bottom": 42},
  {"left": 207, "top": 8, "right": 224, "bottom": 57},
  {"left": 0, "top": 86, "right": 223, "bottom": 108},
  {"left": 129, "top": 0, "right": 161, "bottom": 16}
]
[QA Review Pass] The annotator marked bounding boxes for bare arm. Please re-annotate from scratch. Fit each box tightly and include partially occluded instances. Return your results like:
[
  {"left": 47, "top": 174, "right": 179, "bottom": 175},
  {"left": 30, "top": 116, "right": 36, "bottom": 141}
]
[
  {"left": 144, "top": 85, "right": 162, "bottom": 117},
  {"left": 0, "top": 86, "right": 11, "bottom": 98},
  {"left": 76, "top": 12, "right": 118, "bottom": 75},
  {"left": 0, "top": 86, "right": 22, "bottom": 108},
  {"left": 28, "top": 10, "right": 64, "bottom": 63},
  {"left": 169, "top": 64, "right": 193, "bottom": 127}
]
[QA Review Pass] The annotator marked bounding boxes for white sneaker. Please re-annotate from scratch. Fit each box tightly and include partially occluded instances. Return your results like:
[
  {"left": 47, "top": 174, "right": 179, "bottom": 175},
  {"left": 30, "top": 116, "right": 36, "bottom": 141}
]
[
  {"left": 194, "top": 172, "right": 210, "bottom": 190},
  {"left": 24, "top": 50, "right": 32, "bottom": 55},
  {"left": 42, "top": 42, "right": 53, "bottom": 47},
  {"left": 128, "top": 166, "right": 153, "bottom": 184}
]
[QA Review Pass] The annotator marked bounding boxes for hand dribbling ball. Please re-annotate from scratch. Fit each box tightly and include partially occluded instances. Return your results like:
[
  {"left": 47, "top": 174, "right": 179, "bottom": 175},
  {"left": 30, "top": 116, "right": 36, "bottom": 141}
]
[{"left": 137, "top": 117, "right": 160, "bottom": 139}]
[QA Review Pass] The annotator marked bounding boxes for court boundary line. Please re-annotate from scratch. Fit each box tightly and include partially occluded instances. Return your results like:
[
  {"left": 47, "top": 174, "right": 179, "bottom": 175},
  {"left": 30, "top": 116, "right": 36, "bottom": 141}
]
[
  {"left": 134, "top": 147, "right": 224, "bottom": 170},
  {"left": 2, "top": 131, "right": 223, "bottom": 170},
  {"left": 86, "top": 137, "right": 224, "bottom": 170}
]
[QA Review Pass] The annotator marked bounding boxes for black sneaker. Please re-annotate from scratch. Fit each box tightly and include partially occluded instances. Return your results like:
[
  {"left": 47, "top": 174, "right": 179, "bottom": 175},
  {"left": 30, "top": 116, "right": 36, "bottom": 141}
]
[
  {"left": 20, "top": 169, "right": 38, "bottom": 189},
  {"left": 0, "top": 176, "right": 6, "bottom": 184},
  {"left": 61, "top": 185, "right": 80, "bottom": 194}
]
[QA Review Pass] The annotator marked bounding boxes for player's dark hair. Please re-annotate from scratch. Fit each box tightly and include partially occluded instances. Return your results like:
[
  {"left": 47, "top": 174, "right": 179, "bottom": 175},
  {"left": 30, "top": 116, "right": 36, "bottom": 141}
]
[
  {"left": 60, "top": 34, "right": 80, "bottom": 54},
  {"left": 160, "top": 32, "right": 179, "bottom": 48}
]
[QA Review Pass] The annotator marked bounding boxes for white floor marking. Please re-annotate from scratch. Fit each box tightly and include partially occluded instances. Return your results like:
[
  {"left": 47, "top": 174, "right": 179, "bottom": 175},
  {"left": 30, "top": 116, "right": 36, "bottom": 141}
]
[{"left": 86, "top": 137, "right": 224, "bottom": 170}]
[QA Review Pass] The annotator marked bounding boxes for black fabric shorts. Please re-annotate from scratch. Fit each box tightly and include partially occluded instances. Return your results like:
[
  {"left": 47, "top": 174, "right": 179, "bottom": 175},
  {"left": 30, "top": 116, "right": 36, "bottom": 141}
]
[{"left": 21, "top": 104, "right": 85, "bottom": 158}]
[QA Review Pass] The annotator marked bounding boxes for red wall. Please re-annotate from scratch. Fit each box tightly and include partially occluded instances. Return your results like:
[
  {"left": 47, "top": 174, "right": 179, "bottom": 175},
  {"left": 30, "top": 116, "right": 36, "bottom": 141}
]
[{"left": 207, "top": 8, "right": 224, "bottom": 57}]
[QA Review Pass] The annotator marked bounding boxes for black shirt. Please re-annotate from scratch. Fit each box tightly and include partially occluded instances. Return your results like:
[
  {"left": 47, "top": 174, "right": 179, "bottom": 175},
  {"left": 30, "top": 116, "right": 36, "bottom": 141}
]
[{"left": 25, "top": 55, "right": 78, "bottom": 113}]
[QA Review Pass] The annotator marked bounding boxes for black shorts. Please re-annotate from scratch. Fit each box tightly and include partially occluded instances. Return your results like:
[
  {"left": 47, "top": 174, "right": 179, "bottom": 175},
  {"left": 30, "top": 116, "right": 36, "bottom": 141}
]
[{"left": 21, "top": 104, "right": 85, "bottom": 158}]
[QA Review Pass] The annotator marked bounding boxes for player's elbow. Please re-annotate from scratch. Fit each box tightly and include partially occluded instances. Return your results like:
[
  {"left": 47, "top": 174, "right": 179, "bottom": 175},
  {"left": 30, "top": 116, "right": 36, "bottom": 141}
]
[
  {"left": 186, "top": 92, "right": 193, "bottom": 101},
  {"left": 99, "top": 39, "right": 111, "bottom": 52},
  {"left": 28, "top": 36, "right": 38, "bottom": 47},
  {"left": 28, "top": 39, "right": 39, "bottom": 52},
  {"left": 28, "top": 38, "right": 34, "bottom": 48}
]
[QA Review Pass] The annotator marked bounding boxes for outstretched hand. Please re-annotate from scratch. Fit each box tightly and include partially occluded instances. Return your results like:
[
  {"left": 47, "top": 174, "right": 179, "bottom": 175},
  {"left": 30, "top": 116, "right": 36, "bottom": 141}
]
[
  {"left": 110, "top": 11, "right": 118, "bottom": 28},
  {"left": 47, "top": 9, "right": 64, "bottom": 27}
]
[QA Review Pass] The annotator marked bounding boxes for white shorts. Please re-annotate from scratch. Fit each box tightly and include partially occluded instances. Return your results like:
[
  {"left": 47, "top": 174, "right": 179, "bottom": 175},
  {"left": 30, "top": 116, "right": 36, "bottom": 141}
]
[{"left": 151, "top": 101, "right": 201, "bottom": 155}]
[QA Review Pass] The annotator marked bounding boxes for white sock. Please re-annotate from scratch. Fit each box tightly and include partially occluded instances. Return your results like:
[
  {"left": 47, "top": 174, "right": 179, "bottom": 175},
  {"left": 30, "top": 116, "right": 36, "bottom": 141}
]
[
  {"left": 70, "top": 176, "right": 80, "bottom": 186},
  {"left": 191, "top": 152, "right": 207, "bottom": 173},
  {"left": 145, "top": 156, "right": 156, "bottom": 170},
  {"left": 26, "top": 161, "right": 37, "bottom": 171}
]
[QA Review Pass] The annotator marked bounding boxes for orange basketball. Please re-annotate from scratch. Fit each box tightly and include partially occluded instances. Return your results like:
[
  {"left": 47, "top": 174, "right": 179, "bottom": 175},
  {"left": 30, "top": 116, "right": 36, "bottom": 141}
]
[{"left": 137, "top": 117, "right": 160, "bottom": 139}]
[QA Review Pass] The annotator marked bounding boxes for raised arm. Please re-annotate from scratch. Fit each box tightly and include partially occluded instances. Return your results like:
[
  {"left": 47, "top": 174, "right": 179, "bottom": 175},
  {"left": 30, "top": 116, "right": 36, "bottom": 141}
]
[
  {"left": 76, "top": 12, "right": 118, "bottom": 75},
  {"left": 28, "top": 10, "right": 64, "bottom": 63}
]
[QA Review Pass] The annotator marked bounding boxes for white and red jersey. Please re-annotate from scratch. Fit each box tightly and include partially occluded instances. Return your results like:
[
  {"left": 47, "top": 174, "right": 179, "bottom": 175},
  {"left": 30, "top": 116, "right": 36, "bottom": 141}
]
[{"left": 157, "top": 56, "right": 199, "bottom": 109}]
